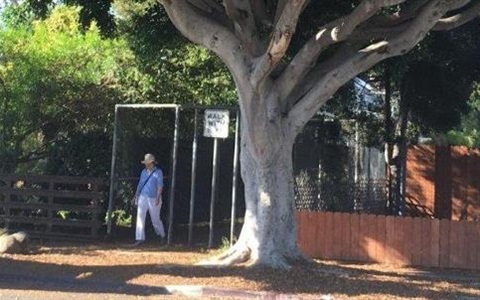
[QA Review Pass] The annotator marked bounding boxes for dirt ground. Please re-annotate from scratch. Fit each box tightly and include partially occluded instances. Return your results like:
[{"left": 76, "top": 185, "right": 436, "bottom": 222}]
[{"left": 0, "top": 239, "right": 479, "bottom": 299}]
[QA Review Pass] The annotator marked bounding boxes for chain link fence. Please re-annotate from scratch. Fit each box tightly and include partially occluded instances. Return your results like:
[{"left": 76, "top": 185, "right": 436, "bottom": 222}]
[
  {"left": 294, "top": 174, "right": 387, "bottom": 214},
  {"left": 293, "top": 118, "right": 388, "bottom": 214}
]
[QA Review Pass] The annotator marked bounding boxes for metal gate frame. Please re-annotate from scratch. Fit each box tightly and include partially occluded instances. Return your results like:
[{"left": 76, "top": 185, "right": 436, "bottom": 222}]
[{"left": 105, "top": 104, "right": 241, "bottom": 247}]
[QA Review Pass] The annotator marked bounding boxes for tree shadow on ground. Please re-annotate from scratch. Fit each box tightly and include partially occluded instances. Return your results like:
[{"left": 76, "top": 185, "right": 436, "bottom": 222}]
[{"left": 0, "top": 242, "right": 479, "bottom": 299}]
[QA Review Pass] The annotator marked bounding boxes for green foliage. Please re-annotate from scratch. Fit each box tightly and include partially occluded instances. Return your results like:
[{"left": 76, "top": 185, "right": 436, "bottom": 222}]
[
  {"left": 0, "top": 5, "right": 142, "bottom": 174},
  {"left": 114, "top": 1, "right": 237, "bottom": 106},
  {"left": 446, "top": 84, "right": 480, "bottom": 147},
  {"left": 64, "top": 0, "right": 116, "bottom": 36},
  {"left": 404, "top": 23, "right": 480, "bottom": 139},
  {"left": 0, "top": 1, "right": 239, "bottom": 179},
  {"left": 1, "top": 0, "right": 115, "bottom": 36},
  {"left": 403, "top": 61, "right": 470, "bottom": 134},
  {"left": 106, "top": 209, "right": 132, "bottom": 227},
  {"left": 57, "top": 210, "right": 70, "bottom": 220},
  {"left": 218, "top": 236, "right": 235, "bottom": 251},
  {"left": 358, "top": 20, "right": 480, "bottom": 148},
  {"left": 1, "top": 0, "right": 57, "bottom": 29}
]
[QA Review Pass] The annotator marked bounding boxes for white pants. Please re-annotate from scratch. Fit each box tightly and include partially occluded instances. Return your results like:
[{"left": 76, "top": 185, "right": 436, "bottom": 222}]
[{"left": 135, "top": 195, "right": 165, "bottom": 241}]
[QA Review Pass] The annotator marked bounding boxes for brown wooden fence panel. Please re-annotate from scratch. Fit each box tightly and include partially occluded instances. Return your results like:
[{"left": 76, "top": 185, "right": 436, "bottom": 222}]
[
  {"left": 466, "top": 221, "right": 477, "bottom": 270},
  {"left": 296, "top": 211, "right": 306, "bottom": 253},
  {"left": 315, "top": 211, "right": 326, "bottom": 258},
  {"left": 297, "top": 211, "right": 311, "bottom": 256},
  {"left": 406, "top": 146, "right": 436, "bottom": 217},
  {"left": 424, "top": 218, "right": 434, "bottom": 266},
  {"left": 297, "top": 211, "right": 308, "bottom": 255},
  {"left": 350, "top": 213, "right": 360, "bottom": 260},
  {"left": 359, "top": 214, "right": 369, "bottom": 262},
  {"left": 476, "top": 222, "right": 480, "bottom": 270},
  {"left": 407, "top": 146, "right": 480, "bottom": 220},
  {"left": 430, "top": 219, "right": 440, "bottom": 268},
  {"left": 324, "top": 212, "right": 334, "bottom": 260},
  {"left": 376, "top": 215, "right": 386, "bottom": 264},
  {"left": 393, "top": 217, "right": 405, "bottom": 265},
  {"left": 439, "top": 219, "right": 450, "bottom": 268},
  {"left": 449, "top": 220, "right": 462, "bottom": 268},
  {"left": 459, "top": 220, "right": 469, "bottom": 270},
  {"left": 451, "top": 148, "right": 469, "bottom": 221},
  {"left": 308, "top": 212, "right": 318, "bottom": 257},
  {"left": 296, "top": 211, "right": 480, "bottom": 271},
  {"left": 474, "top": 149, "right": 480, "bottom": 220},
  {"left": 403, "top": 217, "right": 414, "bottom": 265},
  {"left": 366, "top": 214, "right": 377, "bottom": 262},
  {"left": 384, "top": 215, "right": 394, "bottom": 264},
  {"left": 411, "top": 217, "right": 423, "bottom": 266},
  {"left": 360, "top": 214, "right": 369, "bottom": 261},
  {"left": 332, "top": 213, "right": 343, "bottom": 259},
  {"left": 0, "top": 175, "right": 105, "bottom": 239},
  {"left": 340, "top": 213, "right": 351, "bottom": 260}
]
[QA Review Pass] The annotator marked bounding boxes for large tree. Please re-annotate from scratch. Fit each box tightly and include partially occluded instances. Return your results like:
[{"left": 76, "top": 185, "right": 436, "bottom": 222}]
[{"left": 158, "top": 0, "right": 480, "bottom": 268}]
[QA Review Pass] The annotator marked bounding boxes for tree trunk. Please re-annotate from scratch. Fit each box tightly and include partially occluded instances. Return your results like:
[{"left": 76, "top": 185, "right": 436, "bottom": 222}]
[
  {"left": 239, "top": 139, "right": 303, "bottom": 266},
  {"left": 396, "top": 85, "right": 410, "bottom": 215},
  {"left": 199, "top": 109, "right": 305, "bottom": 268},
  {"left": 383, "top": 62, "right": 396, "bottom": 215}
]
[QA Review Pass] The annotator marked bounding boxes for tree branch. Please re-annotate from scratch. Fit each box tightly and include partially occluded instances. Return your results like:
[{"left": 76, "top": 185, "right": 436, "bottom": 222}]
[
  {"left": 250, "top": 0, "right": 271, "bottom": 27},
  {"left": 287, "top": 0, "right": 468, "bottom": 136},
  {"left": 433, "top": 1, "right": 480, "bottom": 31},
  {"left": 159, "top": 0, "right": 249, "bottom": 80},
  {"left": 366, "top": 0, "right": 432, "bottom": 28},
  {"left": 348, "top": 0, "right": 476, "bottom": 43},
  {"left": 250, "top": 0, "right": 309, "bottom": 90},
  {"left": 188, "top": 0, "right": 224, "bottom": 14},
  {"left": 276, "top": 0, "right": 407, "bottom": 112},
  {"left": 187, "top": 0, "right": 233, "bottom": 29},
  {"left": 273, "top": 0, "right": 288, "bottom": 25},
  {"left": 224, "top": 0, "right": 261, "bottom": 55},
  {"left": 282, "top": 43, "right": 362, "bottom": 113}
]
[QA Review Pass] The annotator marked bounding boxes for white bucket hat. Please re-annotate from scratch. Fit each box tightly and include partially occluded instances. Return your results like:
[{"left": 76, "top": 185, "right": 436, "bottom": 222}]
[{"left": 141, "top": 153, "right": 156, "bottom": 165}]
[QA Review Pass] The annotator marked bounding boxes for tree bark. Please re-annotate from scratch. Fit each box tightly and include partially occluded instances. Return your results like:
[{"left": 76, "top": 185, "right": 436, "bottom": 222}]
[
  {"left": 200, "top": 107, "right": 305, "bottom": 268},
  {"left": 383, "top": 62, "right": 395, "bottom": 214},
  {"left": 241, "top": 140, "right": 301, "bottom": 266}
]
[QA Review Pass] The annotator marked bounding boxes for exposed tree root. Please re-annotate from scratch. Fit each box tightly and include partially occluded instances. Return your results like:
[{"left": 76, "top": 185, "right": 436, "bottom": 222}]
[
  {"left": 196, "top": 243, "right": 251, "bottom": 267},
  {"left": 197, "top": 241, "right": 312, "bottom": 270},
  {"left": 255, "top": 252, "right": 292, "bottom": 269}
]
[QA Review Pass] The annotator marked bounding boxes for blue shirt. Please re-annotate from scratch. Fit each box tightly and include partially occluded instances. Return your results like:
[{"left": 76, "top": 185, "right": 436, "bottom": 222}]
[{"left": 136, "top": 167, "right": 163, "bottom": 199}]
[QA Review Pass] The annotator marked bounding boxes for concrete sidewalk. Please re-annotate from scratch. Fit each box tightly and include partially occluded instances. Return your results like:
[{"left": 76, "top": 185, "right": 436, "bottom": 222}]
[{"left": 0, "top": 273, "right": 328, "bottom": 299}]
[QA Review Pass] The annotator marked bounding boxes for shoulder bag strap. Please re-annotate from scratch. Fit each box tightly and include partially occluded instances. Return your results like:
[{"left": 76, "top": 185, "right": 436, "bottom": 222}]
[{"left": 138, "top": 169, "right": 157, "bottom": 194}]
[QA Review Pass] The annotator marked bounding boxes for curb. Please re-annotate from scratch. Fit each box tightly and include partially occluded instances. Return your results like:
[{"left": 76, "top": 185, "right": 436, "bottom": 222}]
[{"left": 165, "top": 285, "right": 332, "bottom": 299}]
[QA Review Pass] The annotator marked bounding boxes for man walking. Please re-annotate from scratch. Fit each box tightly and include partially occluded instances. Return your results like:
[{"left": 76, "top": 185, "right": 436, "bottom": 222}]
[{"left": 132, "top": 153, "right": 166, "bottom": 246}]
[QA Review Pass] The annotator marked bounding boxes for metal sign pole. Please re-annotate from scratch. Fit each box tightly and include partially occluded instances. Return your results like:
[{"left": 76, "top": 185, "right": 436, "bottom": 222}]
[
  {"left": 167, "top": 106, "right": 180, "bottom": 246},
  {"left": 230, "top": 111, "right": 240, "bottom": 245},
  {"left": 106, "top": 105, "right": 119, "bottom": 235},
  {"left": 188, "top": 109, "right": 199, "bottom": 246},
  {"left": 208, "top": 138, "right": 219, "bottom": 249},
  {"left": 203, "top": 109, "right": 229, "bottom": 249}
]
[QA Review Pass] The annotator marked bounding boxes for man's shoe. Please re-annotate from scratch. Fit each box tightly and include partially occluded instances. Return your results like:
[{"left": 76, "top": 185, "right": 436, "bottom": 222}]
[
  {"left": 133, "top": 240, "right": 144, "bottom": 247},
  {"left": 159, "top": 236, "right": 166, "bottom": 245}
]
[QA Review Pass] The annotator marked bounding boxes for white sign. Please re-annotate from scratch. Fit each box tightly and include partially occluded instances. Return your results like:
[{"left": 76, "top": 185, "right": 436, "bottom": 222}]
[{"left": 204, "top": 109, "right": 230, "bottom": 138}]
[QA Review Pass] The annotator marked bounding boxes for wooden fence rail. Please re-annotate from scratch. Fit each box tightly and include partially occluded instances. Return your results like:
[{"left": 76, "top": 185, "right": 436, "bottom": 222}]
[
  {"left": 0, "top": 175, "right": 105, "bottom": 239},
  {"left": 297, "top": 211, "right": 480, "bottom": 270}
]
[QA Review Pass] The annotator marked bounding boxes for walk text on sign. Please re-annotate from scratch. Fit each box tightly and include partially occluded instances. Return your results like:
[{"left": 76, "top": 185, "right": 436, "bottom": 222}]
[{"left": 204, "top": 110, "right": 230, "bottom": 138}]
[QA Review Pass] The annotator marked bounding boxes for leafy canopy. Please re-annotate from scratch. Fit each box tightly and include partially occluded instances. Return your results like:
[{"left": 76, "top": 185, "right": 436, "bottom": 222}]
[{"left": 0, "top": 5, "right": 138, "bottom": 174}]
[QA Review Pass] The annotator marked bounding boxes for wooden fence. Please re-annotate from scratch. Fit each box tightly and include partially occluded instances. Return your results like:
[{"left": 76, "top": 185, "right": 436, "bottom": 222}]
[
  {"left": 0, "top": 175, "right": 105, "bottom": 239},
  {"left": 297, "top": 211, "right": 480, "bottom": 270},
  {"left": 406, "top": 145, "right": 480, "bottom": 220}
]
